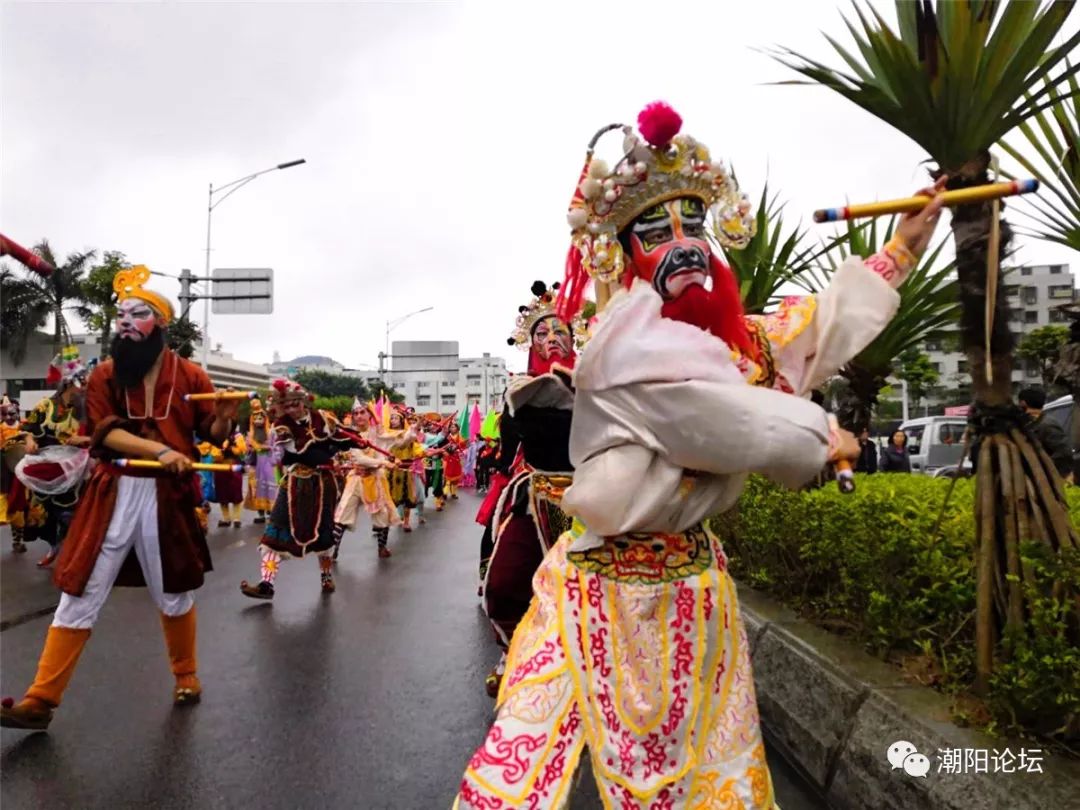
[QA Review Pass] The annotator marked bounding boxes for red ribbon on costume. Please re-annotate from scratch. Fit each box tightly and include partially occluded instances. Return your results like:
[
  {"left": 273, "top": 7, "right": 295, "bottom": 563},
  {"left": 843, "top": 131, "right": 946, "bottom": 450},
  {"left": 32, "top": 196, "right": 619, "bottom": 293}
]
[{"left": 475, "top": 471, "right": 510, "bottom": 526}]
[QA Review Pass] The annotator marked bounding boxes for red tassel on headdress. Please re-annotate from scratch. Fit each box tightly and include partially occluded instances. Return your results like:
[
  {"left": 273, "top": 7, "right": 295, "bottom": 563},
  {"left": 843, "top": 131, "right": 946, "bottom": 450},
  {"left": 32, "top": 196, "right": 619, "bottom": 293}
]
[
  {"left": 555, "top": 244, "right": 589, "bottom": 324},
  {"left": 637, "top": 101, "right": 682, "bottom": 147}
]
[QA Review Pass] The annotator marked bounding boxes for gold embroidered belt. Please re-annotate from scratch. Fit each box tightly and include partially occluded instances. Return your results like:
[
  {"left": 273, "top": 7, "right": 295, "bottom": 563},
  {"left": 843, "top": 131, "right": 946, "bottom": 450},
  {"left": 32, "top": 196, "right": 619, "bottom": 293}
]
[
  {"left": 567, "top": 523, "right": 714, "bottom": 584},
  {"left": 528, "top": 472, "right": 573, "bottom": 552}
]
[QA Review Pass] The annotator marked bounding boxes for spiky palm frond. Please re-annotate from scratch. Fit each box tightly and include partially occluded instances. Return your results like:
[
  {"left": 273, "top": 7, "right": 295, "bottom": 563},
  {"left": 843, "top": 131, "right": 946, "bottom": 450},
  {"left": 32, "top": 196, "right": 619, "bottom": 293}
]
[
  {"left": 814, "top": 217, "right": 961, "bottom": 379},
  {"left": 772, "top": 0, "right": 1080, "bottom": 172},
  {"left": 1001, "top": 67, "right": 1080, "bottom": 251},
  {"left": 715, "top": 183, "right": 851, "bottom": 314}
]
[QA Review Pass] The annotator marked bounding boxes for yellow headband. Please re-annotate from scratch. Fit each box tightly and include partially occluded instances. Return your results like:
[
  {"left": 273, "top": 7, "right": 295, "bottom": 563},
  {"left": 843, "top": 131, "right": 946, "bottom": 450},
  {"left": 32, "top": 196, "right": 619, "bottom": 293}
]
[{"left": 113, "top": 265, "right": 174, "bottom": 324}]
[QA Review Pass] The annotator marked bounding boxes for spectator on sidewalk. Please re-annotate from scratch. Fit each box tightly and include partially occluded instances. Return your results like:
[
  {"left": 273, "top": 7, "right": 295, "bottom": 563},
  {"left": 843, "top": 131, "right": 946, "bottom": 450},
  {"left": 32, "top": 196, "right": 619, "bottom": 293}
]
[
  {"left": 880, "top": 430, "right": 912, "bottom": 473},
  {"left": 855, "top": 428, "right": 878, "bottom": 474},
  {"left": 1018, "top": 387, "right": 1073, "bottom": 481}
]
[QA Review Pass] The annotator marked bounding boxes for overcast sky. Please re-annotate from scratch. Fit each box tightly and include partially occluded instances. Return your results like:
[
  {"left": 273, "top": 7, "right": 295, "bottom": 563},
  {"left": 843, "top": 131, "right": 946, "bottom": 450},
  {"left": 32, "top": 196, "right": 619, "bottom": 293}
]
[{"left": 3, "top": 0, "right": 1077, "bottom": 374}]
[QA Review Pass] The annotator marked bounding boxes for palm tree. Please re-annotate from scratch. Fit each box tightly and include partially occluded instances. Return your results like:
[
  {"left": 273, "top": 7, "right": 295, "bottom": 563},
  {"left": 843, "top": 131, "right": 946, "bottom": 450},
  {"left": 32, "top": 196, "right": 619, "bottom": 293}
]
[
  {"left": 774, "top": 1, "right": 1080, "bottom": 699},
  {"left": 1, "top": 240, "right": 95, "bottom": 364},
  {"left": 1000, "top": 68, "right": 1080, "bottom": 251},
  {"left": 801, "top": 217, "right": 960, "bottom": 433},
  {"left": 716, "top": 182, "right": 850, "bottom": 314}
]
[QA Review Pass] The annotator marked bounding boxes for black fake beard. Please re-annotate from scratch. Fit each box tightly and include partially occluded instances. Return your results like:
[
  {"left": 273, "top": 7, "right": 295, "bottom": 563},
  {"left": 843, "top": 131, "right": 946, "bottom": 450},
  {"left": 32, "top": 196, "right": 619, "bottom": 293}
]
[{"left": 111, "top": 327, "right": 166, "bottom": 389}]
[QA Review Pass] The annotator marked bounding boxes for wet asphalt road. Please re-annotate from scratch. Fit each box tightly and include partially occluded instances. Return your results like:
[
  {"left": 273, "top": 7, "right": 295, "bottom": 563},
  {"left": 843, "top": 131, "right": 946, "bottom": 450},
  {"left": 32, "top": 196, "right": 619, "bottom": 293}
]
[{"left": 1, "top": 492, "right": 825, "bottom": 809}]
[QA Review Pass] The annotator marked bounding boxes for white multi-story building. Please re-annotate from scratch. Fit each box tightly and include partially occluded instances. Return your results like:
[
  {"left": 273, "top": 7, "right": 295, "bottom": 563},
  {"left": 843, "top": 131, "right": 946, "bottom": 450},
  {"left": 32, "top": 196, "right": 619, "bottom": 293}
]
[
  {"left": 895, "top": 263, "right": 1076, "bottom": 409},
  {"left": 388, "top": 340, "right": 508, "bottom": 413},
  {"left": 1, "top": 332, "right": 269, "bottom": 414}
]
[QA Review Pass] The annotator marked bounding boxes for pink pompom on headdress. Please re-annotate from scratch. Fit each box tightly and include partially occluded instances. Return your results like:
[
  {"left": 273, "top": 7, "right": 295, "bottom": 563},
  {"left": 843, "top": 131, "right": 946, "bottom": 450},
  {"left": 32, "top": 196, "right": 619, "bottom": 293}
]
[{"left": 637, "top": 101, "right": 682, "bottom": 147}]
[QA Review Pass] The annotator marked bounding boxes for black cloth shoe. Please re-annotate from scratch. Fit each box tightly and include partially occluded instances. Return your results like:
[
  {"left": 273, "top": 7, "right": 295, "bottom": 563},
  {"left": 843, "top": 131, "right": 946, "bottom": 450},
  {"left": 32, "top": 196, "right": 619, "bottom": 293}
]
[{"left": 240, "top": 580, "right": 274, "bottom": 600}]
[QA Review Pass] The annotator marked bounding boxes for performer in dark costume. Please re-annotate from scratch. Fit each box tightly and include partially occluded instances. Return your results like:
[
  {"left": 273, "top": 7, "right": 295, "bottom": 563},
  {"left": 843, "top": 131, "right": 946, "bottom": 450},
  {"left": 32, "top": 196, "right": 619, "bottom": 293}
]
[
  {"left": 239, "top": 379, "right": 354, "bottom": 600},
  {"left": 475, "top": 280, "right": 585, "bottom": 697}
]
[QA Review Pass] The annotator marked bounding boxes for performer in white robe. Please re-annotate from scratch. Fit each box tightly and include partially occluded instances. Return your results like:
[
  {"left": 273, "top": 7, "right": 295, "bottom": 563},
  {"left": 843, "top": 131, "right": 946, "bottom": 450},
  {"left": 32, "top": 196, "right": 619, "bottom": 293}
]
[{"left": 456, "top": 101, "right": 944, "bottom": 809}]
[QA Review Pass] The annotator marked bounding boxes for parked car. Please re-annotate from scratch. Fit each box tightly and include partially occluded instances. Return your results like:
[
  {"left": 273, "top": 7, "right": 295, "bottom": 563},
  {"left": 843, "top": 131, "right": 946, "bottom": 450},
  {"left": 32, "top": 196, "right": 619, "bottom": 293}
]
[{"left": 897, "top": 416, "right": 969, "bottom": 476}]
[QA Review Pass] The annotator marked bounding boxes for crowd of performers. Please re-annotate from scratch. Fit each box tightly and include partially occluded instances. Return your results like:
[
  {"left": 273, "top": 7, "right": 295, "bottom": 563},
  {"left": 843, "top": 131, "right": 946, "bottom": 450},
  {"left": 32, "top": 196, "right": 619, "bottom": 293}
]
[
  {"left": 0, "top": 265, "right": 477, "bottom": 730},
  {"left": 1, "top": 100, "right": 946, "bottom": 809}
]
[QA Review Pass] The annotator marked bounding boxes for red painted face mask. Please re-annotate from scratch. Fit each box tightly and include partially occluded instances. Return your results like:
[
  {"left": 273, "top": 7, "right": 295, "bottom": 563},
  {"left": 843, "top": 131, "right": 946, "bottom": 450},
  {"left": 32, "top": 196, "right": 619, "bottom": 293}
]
[
  {"left": 116, "top": 298, "right": 159, "bottom": 342},
  {"left": 624, "top": 197, "right": 754, "bottom": 357},
  {"left": 528, "top": 315, "right": 576, "bottom": 375}
]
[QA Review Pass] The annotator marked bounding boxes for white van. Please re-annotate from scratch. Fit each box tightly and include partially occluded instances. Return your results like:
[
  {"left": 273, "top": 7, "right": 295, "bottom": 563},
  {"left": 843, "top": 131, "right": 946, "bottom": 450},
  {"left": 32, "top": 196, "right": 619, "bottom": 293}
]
[{"left": 896, "top": 416, "right": 968, "bottom": 476}]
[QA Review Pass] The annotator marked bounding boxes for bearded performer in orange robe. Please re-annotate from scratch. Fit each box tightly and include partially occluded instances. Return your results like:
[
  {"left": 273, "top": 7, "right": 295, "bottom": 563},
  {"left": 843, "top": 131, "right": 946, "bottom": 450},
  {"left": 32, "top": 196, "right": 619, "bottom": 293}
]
[{"left": 1, "top": 266, "right": 240, "bottom": 731}]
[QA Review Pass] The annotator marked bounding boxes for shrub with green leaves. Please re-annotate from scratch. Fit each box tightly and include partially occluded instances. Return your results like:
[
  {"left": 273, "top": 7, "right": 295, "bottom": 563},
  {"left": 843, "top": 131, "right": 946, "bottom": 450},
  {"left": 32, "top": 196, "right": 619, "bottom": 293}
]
[{"left": 712, "top": 474, "right": 1080, "bottom": 740}]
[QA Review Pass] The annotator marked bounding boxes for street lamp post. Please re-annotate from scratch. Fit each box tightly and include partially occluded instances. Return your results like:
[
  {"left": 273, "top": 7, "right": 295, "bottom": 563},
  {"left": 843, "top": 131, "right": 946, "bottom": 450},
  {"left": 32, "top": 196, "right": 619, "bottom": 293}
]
[
  {"left": 382, "top": 306, "right": 434, "bottom": 387},
  {"left": 202, "top": 158, "right": 306, "bottom": 368}
]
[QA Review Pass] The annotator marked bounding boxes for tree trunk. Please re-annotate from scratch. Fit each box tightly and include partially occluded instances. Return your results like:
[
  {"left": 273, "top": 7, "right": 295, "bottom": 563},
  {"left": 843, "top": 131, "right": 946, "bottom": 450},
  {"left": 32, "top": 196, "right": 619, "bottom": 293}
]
[
  {"left": 836, "top": 364, "right": 885, "bottom": 434},
  {"left": 947, "top": 153, "right": 1080, "bottom": 698},
  {"left": 946, "top": 153, "right": 1014, "bottom": 406}
]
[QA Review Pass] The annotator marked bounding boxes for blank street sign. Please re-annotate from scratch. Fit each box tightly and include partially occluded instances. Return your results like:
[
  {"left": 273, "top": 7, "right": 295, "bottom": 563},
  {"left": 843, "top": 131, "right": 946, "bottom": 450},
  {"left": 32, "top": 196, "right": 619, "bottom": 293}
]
[{"left": 212, "top": 268, "right": 274, "bottom": 314}]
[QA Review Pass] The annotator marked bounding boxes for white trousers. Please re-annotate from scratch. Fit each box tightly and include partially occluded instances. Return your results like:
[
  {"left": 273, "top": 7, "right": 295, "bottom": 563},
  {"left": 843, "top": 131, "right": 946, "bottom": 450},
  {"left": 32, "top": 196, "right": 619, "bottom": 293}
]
[{"left": 53, "top": 477, "right": 195, "bottom": 629}]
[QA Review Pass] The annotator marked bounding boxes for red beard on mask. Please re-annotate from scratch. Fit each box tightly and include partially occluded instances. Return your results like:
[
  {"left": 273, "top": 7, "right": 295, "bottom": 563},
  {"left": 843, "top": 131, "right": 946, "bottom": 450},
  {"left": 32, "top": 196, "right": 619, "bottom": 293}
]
[
  {"left": 651, "top": 254, "right": 757, "bottom": 360},
  {"left": 528, "top": 350, "right": 576, "bottom": 376}
]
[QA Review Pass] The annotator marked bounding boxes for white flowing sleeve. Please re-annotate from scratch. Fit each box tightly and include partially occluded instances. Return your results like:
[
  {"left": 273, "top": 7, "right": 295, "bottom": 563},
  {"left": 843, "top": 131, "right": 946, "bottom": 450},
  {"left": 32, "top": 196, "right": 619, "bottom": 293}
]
[
  {"left": 751, "top": 257, "right": 900, "bottom": 395},
  {"left": 573, "top": 379, "right": 831, "bottom": 490}
]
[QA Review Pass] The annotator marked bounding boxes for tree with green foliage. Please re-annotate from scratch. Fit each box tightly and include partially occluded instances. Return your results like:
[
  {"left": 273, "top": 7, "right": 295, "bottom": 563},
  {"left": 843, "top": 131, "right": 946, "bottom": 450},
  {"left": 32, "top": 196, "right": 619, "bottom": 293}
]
[
  {"left": 81, "top": 251, "right": 125, "bottom": 357},
  {"left": 896, "top": 348, "right": 941, "bottom": 413},
  {"left": 0, "top": 240, "right": 94, "bottom": 363},
  {"left": 1016, "top": 324, "right": 1069, "bottom": 389},
  {"left": 776, "top": 0, "right": 1080, "bottom": 698},
  {"left": 167, "top": 318, "right": 203, "bottom": 360}
]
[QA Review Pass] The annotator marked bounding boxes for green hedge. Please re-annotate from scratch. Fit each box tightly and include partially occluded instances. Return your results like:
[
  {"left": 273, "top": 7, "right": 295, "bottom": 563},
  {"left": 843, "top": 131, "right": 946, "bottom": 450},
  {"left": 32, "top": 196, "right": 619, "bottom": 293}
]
[{"left": 711, "top": 474, "right": 1080, "bottom": 740}]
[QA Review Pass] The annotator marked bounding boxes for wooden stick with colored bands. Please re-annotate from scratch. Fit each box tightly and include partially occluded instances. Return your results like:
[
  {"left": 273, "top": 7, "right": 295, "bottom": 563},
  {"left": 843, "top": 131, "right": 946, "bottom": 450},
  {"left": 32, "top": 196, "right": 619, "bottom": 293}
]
[
  {"left": 182, "top": 391, "right": 258, "bottom": 402},
  {"left": 115, "top": 459, "right": 244, "bottom": 472},
  {"left": 813, "top": 179, "right": 1039, "bottom": 223}
]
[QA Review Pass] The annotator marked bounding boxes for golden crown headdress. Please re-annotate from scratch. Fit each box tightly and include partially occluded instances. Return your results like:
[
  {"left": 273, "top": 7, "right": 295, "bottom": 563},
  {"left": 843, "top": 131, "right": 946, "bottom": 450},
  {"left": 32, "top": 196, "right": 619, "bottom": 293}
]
[
  {"left": 507, "top": 280, "right": 589, "bottom": 350},
  {"left": 556, "top": 101, "right": 756, "bottom": 321},
  {"left": 113, "top": 264, "right": 174, "bottom": 324}
]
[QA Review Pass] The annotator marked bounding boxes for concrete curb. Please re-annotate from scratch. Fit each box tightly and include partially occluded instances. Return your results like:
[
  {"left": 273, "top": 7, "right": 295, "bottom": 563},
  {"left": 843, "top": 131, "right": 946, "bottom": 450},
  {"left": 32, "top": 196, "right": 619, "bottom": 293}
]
[{"left": 736, "top": 582, "right": 1080, "bottom": 809}]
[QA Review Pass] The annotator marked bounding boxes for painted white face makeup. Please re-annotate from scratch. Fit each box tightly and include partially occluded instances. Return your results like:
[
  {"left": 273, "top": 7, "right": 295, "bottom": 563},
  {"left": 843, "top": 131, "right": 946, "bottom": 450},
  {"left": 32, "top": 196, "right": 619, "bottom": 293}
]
[
  {"left": 116, "top": 298, "right": 158, "bottom": 342},
  {"left": 532, "top": 317, "right": 573, "bottom": 360}
]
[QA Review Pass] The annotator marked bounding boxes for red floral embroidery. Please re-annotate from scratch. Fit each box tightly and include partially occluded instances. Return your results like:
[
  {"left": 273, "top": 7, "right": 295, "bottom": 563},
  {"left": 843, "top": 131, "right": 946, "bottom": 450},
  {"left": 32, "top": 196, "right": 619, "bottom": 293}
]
[
  {"left": 468, "top": 726, "right": 547, "bottom": 785},
  {"left": 586, "top": 576, "right": 609, "bottom": 622},
  {"left": 617, "top": 729, "right": 637, "bottom": 774},
  {"left": 642, "top": 733, "right": 668, "bottom": 779},
  {"left": 670, "top": 584, "right": 694, "bottom": 629},
  {"left": 648, "top": 788, "right": 676, "bottom": 810},
  {"left": 662, "top": 683, "right": 689, "bottom": 737},
  {"left": 671, "top": 633, "right": 693, "bottom": 680},
  {"left": 590, "top": 626, "right": 613, "bottom": 678},
  {"left": 505, "top": 640, "right": 558, "bottom": 689},
  {"left": 459, "top": 782, "right": 506, "bottom": 809}
]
